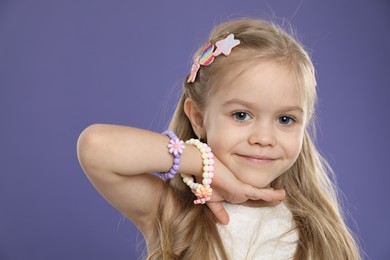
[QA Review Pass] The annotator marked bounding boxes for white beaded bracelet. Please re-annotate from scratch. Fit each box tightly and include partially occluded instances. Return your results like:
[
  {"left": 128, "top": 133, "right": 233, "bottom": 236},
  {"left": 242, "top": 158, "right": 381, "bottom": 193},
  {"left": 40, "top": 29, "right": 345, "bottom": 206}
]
[{"left": 181, "top": 138, "right": 214, "bottom": 204}]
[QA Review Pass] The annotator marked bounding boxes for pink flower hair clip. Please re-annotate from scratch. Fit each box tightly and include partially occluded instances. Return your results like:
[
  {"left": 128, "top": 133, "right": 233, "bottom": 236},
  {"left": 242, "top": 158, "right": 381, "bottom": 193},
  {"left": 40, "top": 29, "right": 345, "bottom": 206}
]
[{"left": 187, "top": 33, "right": 240, "bottom": 83}]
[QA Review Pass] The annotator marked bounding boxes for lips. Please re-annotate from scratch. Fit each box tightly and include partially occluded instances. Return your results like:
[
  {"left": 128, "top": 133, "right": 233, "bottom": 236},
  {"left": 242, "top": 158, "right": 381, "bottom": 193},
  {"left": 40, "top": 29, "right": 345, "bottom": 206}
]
[{"left": 236, "top": 154, "right": 275, "bottom": 164}]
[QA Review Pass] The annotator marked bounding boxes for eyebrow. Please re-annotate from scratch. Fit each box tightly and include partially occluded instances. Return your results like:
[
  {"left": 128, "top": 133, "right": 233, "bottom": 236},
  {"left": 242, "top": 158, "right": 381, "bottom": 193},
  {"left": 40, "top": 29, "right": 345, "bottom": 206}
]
[
  {"left": 223, "top": 98, "right": 256, "bottom": 108},
  {"left": 223, "top": 98, "right": 304, "bottom": 114}
]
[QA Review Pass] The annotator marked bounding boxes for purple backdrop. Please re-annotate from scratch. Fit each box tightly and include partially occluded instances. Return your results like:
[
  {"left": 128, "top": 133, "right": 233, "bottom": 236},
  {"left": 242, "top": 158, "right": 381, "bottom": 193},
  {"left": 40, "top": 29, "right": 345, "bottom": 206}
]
[{"left": 1, "top": 0, "right": 389, "bottom": 259}]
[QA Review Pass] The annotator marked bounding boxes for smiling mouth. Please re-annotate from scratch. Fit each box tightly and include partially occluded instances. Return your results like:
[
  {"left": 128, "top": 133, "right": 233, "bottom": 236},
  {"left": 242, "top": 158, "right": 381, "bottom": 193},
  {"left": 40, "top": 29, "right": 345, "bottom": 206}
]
[{"left": 237, "top": 154, "right": 275, "bottom": 164}]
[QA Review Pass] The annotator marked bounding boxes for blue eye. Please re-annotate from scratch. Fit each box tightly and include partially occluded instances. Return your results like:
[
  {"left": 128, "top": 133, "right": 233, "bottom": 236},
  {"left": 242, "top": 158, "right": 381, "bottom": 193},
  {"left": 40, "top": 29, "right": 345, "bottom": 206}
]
[
  {"left": 278, "top": 116, "right": 295, "bottom": 125},
  {"left": 233, "top": 111, "right": 252, "bottom": 122}
]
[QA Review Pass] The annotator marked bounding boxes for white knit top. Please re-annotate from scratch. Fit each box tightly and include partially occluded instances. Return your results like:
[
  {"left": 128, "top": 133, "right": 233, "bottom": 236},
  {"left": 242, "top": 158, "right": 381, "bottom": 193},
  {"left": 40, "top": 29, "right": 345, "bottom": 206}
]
[{"left": 216, "top": 202, "right": 298, "bottom": 259}]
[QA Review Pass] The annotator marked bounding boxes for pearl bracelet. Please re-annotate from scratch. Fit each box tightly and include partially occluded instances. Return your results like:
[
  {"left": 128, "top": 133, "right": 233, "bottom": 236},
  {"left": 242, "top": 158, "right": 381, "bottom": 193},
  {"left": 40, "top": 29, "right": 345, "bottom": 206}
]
[{"left": 181, "top": 138, "right": 214, "bottom": 204}]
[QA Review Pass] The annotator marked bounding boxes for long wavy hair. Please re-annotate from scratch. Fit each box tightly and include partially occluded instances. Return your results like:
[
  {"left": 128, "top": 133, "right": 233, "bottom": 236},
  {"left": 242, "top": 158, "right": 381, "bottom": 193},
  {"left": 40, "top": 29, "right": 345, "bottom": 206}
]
[{"left": 145, "top": 18, "right": 361, "bottom": 259}]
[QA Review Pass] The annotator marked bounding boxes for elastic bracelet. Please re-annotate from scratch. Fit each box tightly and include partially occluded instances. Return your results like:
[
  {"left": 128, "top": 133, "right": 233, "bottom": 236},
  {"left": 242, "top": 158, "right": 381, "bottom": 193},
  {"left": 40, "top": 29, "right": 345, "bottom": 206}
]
[
  {"left": 158, "top": 130, "right": 185, "bottom": 180},
  {"left": 181, "top": 138, "right": 214, "bottom": 204}
]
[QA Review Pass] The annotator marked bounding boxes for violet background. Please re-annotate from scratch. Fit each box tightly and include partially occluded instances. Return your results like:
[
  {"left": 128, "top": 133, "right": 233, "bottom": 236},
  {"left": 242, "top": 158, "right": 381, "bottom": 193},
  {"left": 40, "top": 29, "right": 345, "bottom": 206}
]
[{"left": 1, "top": 0, "right": 389, "bottom": 259}]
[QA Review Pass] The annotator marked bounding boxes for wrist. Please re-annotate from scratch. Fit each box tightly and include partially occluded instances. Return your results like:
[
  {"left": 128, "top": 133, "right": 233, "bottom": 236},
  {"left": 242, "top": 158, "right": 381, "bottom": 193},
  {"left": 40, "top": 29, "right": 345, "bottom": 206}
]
[
  {"left": 180, "top": 143, "right": 204, "bottom": 177},
  {"left": 181, "top": 139, "right": 214, "bottom": 204}
]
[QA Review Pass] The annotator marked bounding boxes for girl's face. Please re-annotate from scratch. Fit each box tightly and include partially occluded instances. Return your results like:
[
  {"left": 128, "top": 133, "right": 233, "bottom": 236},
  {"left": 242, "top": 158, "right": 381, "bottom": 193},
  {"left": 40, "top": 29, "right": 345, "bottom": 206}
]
[{"left": 202, "top": 61, "right": 306, "bottom": 189}]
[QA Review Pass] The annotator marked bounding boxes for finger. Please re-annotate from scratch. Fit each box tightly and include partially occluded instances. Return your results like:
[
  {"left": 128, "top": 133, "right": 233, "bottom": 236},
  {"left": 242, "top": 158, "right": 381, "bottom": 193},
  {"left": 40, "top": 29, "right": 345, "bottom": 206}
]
[{"left": 207, "top": 201, "right": 230, "bottom": 225}]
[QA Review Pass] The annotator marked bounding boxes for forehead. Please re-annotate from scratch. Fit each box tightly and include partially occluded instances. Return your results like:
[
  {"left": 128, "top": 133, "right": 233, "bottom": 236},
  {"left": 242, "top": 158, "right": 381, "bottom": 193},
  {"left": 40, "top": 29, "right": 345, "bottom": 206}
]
[{"left": 209, "top": 60, "right": 303, "bottom": 109}]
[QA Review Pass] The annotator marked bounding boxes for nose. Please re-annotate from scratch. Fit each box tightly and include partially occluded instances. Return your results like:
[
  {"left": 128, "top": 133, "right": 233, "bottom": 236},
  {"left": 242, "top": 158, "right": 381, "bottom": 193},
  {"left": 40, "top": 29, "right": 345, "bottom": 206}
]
[{"left": 248, "top": 123, "right": 276, "bottom": 147}]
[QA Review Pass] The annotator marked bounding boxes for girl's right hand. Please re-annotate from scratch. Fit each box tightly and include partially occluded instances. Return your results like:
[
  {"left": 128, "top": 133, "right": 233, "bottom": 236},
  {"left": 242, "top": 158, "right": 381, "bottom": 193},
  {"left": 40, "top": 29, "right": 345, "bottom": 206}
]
[{"left": 205, "top": 156, "right": 286, "bottom": 225}]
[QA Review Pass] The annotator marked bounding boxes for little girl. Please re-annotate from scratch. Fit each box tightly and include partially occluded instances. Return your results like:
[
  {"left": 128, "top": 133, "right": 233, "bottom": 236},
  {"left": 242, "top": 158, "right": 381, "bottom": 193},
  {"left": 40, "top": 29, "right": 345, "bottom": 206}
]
[{"left": 77, "top": 18, "right": 361, "bottom": 259}]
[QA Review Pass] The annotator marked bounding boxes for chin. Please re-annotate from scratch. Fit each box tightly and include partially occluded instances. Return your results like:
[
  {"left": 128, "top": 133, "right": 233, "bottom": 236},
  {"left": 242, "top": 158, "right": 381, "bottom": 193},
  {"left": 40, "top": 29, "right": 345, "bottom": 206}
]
[
  {"left": 251, "top": 180, "right": 272, "bottom": 189},
  {"left": 253, "top": 175, "right": 281, "bottom": 189}
]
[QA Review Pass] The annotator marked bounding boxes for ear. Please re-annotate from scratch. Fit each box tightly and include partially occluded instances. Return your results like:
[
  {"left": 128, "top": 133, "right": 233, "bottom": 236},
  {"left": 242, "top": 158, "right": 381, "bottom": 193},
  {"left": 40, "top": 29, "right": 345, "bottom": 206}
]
[{"left": 184, "top": 98, "right": 205, "bottom": 138}]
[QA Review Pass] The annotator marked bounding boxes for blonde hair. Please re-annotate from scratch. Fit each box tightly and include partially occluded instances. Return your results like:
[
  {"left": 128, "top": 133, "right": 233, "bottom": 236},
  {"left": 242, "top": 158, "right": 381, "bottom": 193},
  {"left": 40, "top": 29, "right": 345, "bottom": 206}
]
[{"left": 146, "top": 18, "right": 361, "bottom": 259}]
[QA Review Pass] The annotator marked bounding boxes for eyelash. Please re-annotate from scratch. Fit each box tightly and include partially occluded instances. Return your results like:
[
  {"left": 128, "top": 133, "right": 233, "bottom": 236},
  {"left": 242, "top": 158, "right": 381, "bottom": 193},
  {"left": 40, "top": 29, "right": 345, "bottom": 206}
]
[
  {"left": 232, "top": 112, "right": 296, "bottom": 125},
  {"left": 278, "top": 115, "right": 296, "bottom": 125},
  {"left": 232, "top": 111, "right": 252, "bottom": 122}
]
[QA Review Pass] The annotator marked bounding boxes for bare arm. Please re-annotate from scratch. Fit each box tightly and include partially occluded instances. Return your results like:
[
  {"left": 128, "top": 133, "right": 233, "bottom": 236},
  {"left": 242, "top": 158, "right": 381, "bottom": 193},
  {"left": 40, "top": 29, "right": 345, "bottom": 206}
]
[
  {"left": 77, "top": 124, "right": 285, "bottom": 233},
  {"left": 77, "top": 124, "right": 205, "bottom": 234}
]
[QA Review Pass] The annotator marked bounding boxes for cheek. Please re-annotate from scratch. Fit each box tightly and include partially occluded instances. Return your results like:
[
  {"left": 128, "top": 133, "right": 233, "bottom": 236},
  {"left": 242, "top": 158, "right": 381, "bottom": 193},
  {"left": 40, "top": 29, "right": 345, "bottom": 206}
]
[
  {"left": 204, "top": 116, "right": 232, "bottom": 153},
  {"left": 291, "top": 132, "right": 304, "bottom": 160},
  {"left": 292, "top": 143, "right": 302, "bottom": 163},
  {"left": 207, "top": 132, "right": 228, "bottom": 159},
  {"left": 206, "top": 127, "right": 242, "bottom": 163},
  {"left": 283, "top": 129, "right": 304, "bottom": 159}
]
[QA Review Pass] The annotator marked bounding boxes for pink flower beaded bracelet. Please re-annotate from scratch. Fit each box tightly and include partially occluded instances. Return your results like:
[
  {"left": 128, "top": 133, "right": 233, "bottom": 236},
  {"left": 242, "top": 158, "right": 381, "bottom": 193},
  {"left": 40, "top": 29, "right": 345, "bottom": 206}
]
[
  {"left": 181, "top": 138, "right": 214, "bottom": 204},
  {"left": 155, "top": 132, "right": 214, "bottom": 204},
  {"left": 158, "top": 130, "right": 185, "bottom": 180}
]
